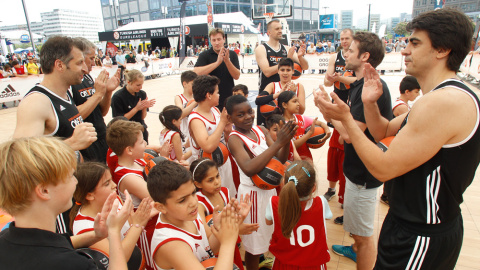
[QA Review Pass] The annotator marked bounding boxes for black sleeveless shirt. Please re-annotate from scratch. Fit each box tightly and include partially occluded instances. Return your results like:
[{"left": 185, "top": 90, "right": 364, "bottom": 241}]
[
  {"left": 390, "top": 79, "right": 480, "bottom": 225},
  {"left": 333, "top": 50, "right": 353, "bottom": 103},
  {"left": 25, "top": 85, "right": 84, "bottom": 139},
  {"left": 258, "top": 43, "right": 288, "bottom": 91}
]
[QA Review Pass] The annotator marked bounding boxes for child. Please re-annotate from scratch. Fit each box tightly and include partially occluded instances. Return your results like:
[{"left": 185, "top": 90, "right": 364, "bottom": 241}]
[
  {"left": 174, "top": 71, "right": 198, "bottom": 155},
  {"left": 226, "top": 94, "right": 297, "bottom": 270},
  {"left": 392, "top": 75, "right": 421, "bottom": 117},
  {"left": 0, "top": 137, "right": 129, "bottom": 269},
  {"left": 159, "top": 105, "right": 192, "bottom": 163},
  {"left": 232, "top": 84, "right": 249, "bottom": 97},
  {"left": 106, "top": 119, "right": 158, "bottom": 270},
  {"left": 188, "top": 75, "right": 237, "bottom": 197},
  {"left": 71, "top": 162, "right": 152, "bottom": 269},
  {"left": 147, "top": 160, "right": 240, "bottom": 269},
  {"left": 266, "top": 161, "right": 333, "bottom": 269},
  {"left": 255, "top": 58, "right": 306, "bottom": 125},
  {"left": 275, "top": 91, "right": 331, "bottom": 161},
  {"left": 266, "top": 114, "right": 301, "bottom": 162},
  {"left": 191, "top": 158, "right": 257, "bottom": 270}
]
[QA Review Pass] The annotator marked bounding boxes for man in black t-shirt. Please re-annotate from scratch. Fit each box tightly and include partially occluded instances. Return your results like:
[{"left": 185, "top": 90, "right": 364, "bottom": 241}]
[
  {"left": 71, "top": 37, "right": 120, "bottom": 163},
  {"left": 315, "top": 32, "right": 391, "bottom": 270},
  {"left": 316, "top": 9, "right": 480, "bottom": 269},
  {"left": 194, "top": 28, "right": 240, "bottom": 111}
]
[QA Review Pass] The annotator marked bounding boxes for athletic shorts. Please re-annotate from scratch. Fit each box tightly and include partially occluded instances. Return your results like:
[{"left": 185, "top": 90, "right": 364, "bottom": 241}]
[
  {"left": 238, "top": 184, "right": 276, "bottom": 255},
  {"left": 375, "top": 213, "right": 463, "bottom": 270},
  {"left": 272, "top": 258, "right": 327, "bottom": 270},
  {"left": 327, "top": 147, "right": 345, "bottom": 182},
  {"left": 343, "top": 178, "right": 378, "bottom": 237},
  {"left": 219, "top": 157, "right": 237, "bottom": 198}
]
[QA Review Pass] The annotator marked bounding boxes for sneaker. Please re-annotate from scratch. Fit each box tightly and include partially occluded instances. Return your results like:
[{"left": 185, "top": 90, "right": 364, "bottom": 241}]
[
  {"left": 380, "top": 194, "right": 389, "bottom": 206},
  {"left": 324, "top": 188, "right": 336, "bottom": 201},
  {"left": 258, "top": 256, "right": 274, "bottom": 269},
  {"left": 334, "top": 216, "right": 343, "bottom": 225},
  {"left": 332, "top": 245, "right": 357, "bottom": 262}
]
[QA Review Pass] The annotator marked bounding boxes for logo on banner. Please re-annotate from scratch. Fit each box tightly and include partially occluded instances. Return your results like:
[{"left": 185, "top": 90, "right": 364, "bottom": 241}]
[
  {"left": 241, "top": 25, "right": 244, "bottom": 33},
  {"left": 185, "top": 26, "right": 191, "bottom": 35},
  {"left": 141, "top": 67, "right": 147, "bottom": 72},
  {"left": 113, "top": 32, "right": 120, "bottom": 40},
  {"left": 187, "top": 60, "right": 195, "bottom": 68},
  {"left": 168, "top": 63, "right": 173, "bottom": 68},
  {"left": 1, "top": 84, "right": 21, "bottom": 99},
  {"left": 20, "top": 34, "right": 30, "bottom": 43}
]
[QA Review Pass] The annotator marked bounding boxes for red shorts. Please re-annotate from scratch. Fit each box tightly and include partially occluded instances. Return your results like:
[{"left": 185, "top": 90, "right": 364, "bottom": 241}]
[{"left": 327, "top": 146, "right": 346, "bottom": 204}]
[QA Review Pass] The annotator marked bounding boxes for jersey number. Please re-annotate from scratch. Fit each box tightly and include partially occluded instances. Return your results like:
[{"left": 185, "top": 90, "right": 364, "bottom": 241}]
[{"left": 289, "top": 225, "right": 314, "bottom": 247}]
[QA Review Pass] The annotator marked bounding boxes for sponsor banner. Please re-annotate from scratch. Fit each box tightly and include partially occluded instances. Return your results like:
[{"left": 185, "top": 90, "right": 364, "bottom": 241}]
[
  {"left": 460, "top": 54, "right": 480, "bottom": 80},
  {"left": 305, "top": 54, "right": 331, "bottom": 71},
  {"left": 376, "top": 52, "right": 404, "bottom": 71},
  {"left": 0, "top": 76, "right": 43, "bottom": 102},
  {"left": 153, "top": 58, "right": 177, "bottom": 74},
  {"left": 242, "top": 55, "right": 258, "bottom": 69},
  {"left": 179, "top": 57, "right": 198, "bottom": 70}
]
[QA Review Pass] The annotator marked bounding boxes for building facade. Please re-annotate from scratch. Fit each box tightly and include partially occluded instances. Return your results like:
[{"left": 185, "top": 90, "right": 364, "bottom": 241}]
[
  {"left": 40, "top": 9, "right": 104, "bottom": 41},
  {"left": 340, "top": 10, "right": 353, "bottom": 30},
  {"left": 412, "top": 0, "right": 479, "bottom": 17},
  {"left": 100, "top": 0, "right": 319, "bottom": 34}
]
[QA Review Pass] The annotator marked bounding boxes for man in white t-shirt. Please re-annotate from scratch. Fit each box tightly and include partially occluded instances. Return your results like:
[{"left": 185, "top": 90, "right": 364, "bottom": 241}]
[{"left": 102, "top": 54, "right": 113, "bottom": 67}]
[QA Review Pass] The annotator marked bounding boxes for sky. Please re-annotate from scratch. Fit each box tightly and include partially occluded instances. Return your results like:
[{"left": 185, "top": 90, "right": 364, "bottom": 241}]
[{"left": 3, "top": 0, "right": 413, "bottom": 27}]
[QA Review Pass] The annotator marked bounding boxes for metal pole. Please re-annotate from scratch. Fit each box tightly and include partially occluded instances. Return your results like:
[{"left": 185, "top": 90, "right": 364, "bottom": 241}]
[
  {"left": 367, "top": 4, "right": 371, "bottom": 32},
  {"left": 112, "top": 0, "right": 119, "bottom": 29},
  {"left": 21, "top": 0, "right": 37, "bottom": 56}
]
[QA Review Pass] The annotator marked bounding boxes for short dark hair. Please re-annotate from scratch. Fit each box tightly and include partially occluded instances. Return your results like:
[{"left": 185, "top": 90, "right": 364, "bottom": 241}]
[
  {"left": 232, "top": 84, "right": 248, "bottom": 95},
  {"left": 147, "top": 160, "right": 192, "bottom": 204},
  {"left": 192, "top": 75, "right": 220, "bottom": 103},
  {"left": 11, "top": 60, "right": 19, "bottom": 66},
  {"left": 190, "top": 158, "right": 217, "bottom": 183},
  {"left": 225, "top": 94, "right": 248, "bottom": 115},
  {"left": 209, "top": 28, "right": 225, "bottom": 39},
  {"left": 406, "top": 8, "right": 474, "bottom": 71},
  {"left": 265, "top": 114, "right": 285, "bottom": 129},
  {"left": 278, "top": 58, "right": 294, "bottom": 69},
  {"left": 40, "top": 36, "right": 76, "bottom": 74},
  {"left": 353, "top": 31, "right": 385, "bottom": 68},
  {"left": 399, "top": 76, "right": 420, "bottom": 94},
  {"left": 181, "top": 70, "right": 197, "bottom": 85}
]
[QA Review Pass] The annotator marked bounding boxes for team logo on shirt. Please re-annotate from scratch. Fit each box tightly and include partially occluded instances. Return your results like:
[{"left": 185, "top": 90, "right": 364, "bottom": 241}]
[
  {"left": 78, "top": 87, "right": 95, "bottom": 98},
  {"left": 269, "top": 56, "right": 283, "bottom": 64},
  {"left": 195, "top": 243, "right": 200, "bottom": 251},
  {"left": 69, "top": 114, "right": 84, "bottom": 128}
]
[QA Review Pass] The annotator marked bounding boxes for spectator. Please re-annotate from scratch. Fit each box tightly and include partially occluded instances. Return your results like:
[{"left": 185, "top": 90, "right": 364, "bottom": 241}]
[
  {"left": 116, "top": 50, "right": 126, "bottom": 86},
  {"left": 326, "top": 41, "right": 336, "bottom": 53},
  {"left": 395, "top": 37, "right": 406, "bottom": 52},
  {"left": 103, "top": 54, "right": 113, "bottom": 67},
  {"left": 11, "top": 60, "right": 27, "bottom": 77},
  {"left": 187, "top": 45, "right": 194, "bottom": 57},
  {"left": 126, "top": 52, "right": 136, "bottom": 63},
  {"left": 26, "top": 56, "right": 39, "bottom": 75}
]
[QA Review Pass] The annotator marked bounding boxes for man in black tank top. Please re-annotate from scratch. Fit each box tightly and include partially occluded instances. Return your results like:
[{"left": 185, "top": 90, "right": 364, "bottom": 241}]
[
  {"left": 316, "top": 9, "right": 479, "bottom": 269},
  {"left": 255, "top": 19, "right": 309, "bottom": 125},
  {"left": 13, "top": 36, "right": 97, "bottom": 236},
  {"left": 71, "top": 37, "right": 120, "bottom": 163}
]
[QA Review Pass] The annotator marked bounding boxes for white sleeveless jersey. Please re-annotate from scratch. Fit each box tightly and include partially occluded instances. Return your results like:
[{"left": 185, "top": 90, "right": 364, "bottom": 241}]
[
  {"left": 187, "top": 107, "right": 236, "bottom": 197},
  {"left": 228, "top": 126, "right": 268, "bottom": 187},
  {"left": 73, "top": 196, "right": 130, "bottom": 238},
  {"left": 273, "top": 82, "right": 300, "bottom": 96},
  {"left": 151, "top": 214, "right": 214, "bottom": 270},
  {"left": 392, "top": 97, "right": 410, "bottom": 112},
  {"left": 159, "top": 129, "right": 179, "bottom": 160}
]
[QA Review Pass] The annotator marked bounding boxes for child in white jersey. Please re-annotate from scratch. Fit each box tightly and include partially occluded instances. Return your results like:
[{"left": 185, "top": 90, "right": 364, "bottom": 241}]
[
  {"left": 159, "top": 105, "right": 192, "bottom": 162},
  {"left": 392, "top": 75, "right": 421, "bottom": 117},
  {"left": 188, "top": 75, "right": 236, "bottom": 197},
  {"left": 225, "top": 95, "right": 297, "bottom": 270},
  {"left": 174, "top": 71, "right": 197, "bottom": 161},
  {"left": 147, "top": 160, "right": 240, "bottom": 269}
]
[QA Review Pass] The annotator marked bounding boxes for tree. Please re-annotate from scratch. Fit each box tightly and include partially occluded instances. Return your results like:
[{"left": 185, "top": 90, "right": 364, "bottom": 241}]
[{"left": 394, "top": 22, "right": 409, "bottom": 37}]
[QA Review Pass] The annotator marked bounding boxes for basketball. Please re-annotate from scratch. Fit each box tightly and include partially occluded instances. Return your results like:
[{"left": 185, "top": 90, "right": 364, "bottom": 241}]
[
  {"left": 292, "top": 62, "right": 302, "bottom": 80},
  {"left": 205, "top": 214, "right": 214, "bottom": 227},
  {"left": 143, "top": 149, "right": 159, "bottom": 163},
  {"left": 251, "top": 157, "right": 285, "bottom": 190},
  {"left": 305, "top": 126, "right": 326, "bottom": 148},
  {"left": 200, "top": 142, "right": 229, "bottom": 166},
  {"left": 186, "top": 99, "right": 195, "bottom": 107},
  {"left": 143, "top": 156, "right": 168, "bottom": 179},
  {"left": 260, "top": 100, "right": 277, "bottom": 118},
  {"left": 201, "top": 257, "right": 240, "bottom": 270},
  {"left": 376, "top": 136, "right": 395, "bottom": 152}
]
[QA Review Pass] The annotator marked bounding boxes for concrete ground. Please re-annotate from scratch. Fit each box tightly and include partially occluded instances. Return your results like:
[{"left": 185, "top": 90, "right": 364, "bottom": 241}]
[{"left": 0, "top": 71, "right": 479, "bottom": 269}]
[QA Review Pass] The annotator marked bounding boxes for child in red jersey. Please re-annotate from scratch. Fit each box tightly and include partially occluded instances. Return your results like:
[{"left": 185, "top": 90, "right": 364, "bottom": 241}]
[{"left": 266, "top": 161, "right": 333, "bottom": 269}]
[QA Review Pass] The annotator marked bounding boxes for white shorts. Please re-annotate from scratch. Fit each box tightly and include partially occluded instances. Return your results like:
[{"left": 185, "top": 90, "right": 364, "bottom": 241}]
[
  {"left": 238, "top": 184, "right": 276, "bottom": 255},
  {"left": 219, "top": 157, "right": 237, "bottom": 198}
]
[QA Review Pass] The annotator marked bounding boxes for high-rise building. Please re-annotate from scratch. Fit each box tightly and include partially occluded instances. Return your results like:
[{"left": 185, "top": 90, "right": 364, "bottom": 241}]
[
  {"left": 40, "top": 9, "right": 104, "bottom": 41},
  {"left": 99, "top": 0, "right": 318, "bottom": 34},
  {"left": 340, "top": 10, "right": 353, "bottom": 30},
  {"left": 412, "top": 0, "right": 480, "bottom": 18},
  {"left": 357, "top": 14, "right": 380, "bottom": 31}
]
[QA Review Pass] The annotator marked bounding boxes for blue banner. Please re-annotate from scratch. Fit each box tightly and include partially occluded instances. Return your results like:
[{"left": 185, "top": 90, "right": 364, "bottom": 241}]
[
  {"left": 320, "top": 14, "right": 336, "bottom": 29},
  {"left": 20, "top": 34, "right": 30, "bottom": 43},
  {"left": 434, "top": 0, "right": 445, "bottom": 10}
]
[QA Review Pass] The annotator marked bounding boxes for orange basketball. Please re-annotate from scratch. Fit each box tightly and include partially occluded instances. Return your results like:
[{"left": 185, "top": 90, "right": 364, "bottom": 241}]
[
  {"left": 334, "top": 70, "right": 354, "bottom": 89},
  {"left": 201, "top": 257, "right": 241, "bottom": 270},
  {"left": 260, "top": 100, "right": 277, "bottom": 118},
  {"left": 143, "top": 149, "right": 159, "bottom": 163},
  {"left": 305, "top": 126, "right": 326, "bottom": 149},
  {"left": 143, "top": 156, "right": 168, "bottom": 179},
  {"left": 200, "top": 142, "right": 229, "bottom": 166},
  {"left": 292, "top": 62, "right": 302, "bottom": 80},
  {"left": 376, "top": 136, "right": 395, "bottom": 152},
  {"left": 186, "top": 99, "right": 195, "bottom": 107},
  {"left": 251, "top": 157, "right": 285, "bottom": 190},
  {"left": 205, "top": 214, "right": 214, "bottom": 227}
]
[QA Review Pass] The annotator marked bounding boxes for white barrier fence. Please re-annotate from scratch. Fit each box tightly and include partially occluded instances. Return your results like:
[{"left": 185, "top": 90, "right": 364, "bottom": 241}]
[{"left": 3, "top": 53, "right": 479, "bottom": 103}]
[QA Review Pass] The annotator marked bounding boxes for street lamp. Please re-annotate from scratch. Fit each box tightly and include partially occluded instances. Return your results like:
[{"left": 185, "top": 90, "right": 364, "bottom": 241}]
[{"left": 322, "top": 7, "right": 329, "bottom": 15}]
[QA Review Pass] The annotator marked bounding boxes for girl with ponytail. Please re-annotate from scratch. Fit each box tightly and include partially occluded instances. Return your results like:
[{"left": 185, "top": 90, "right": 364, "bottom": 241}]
[
  {"left": 266, "top": 161, "right": 332, "bottom": 269},
  {"left": 159, "top": 105, "right": 192, "bottom": 163}
]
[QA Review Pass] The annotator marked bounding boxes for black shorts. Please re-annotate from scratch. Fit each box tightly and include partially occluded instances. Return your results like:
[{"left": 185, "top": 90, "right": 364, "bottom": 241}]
[{"left": 375, "top": 213, "right": 463, "bottom": 270}]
